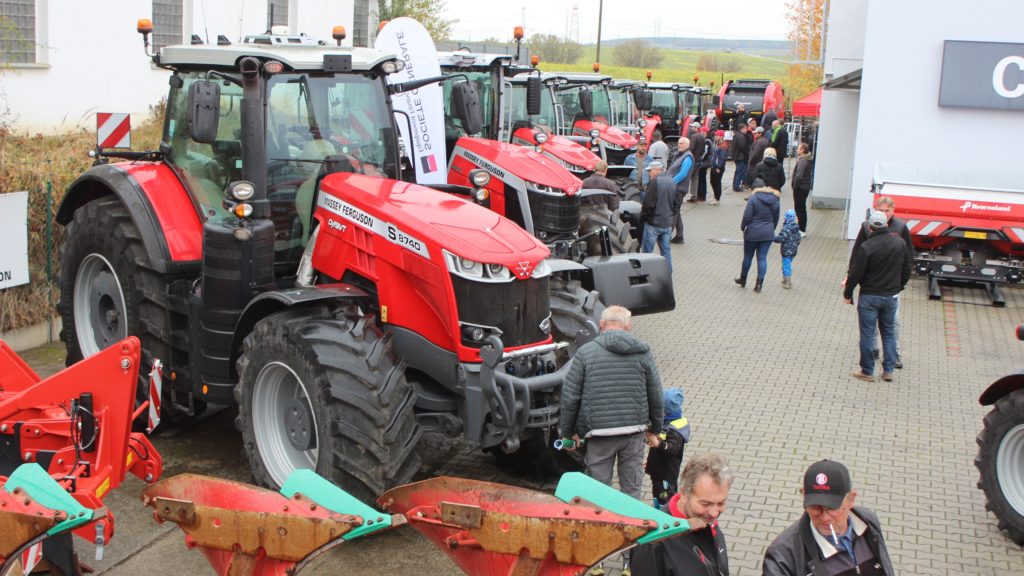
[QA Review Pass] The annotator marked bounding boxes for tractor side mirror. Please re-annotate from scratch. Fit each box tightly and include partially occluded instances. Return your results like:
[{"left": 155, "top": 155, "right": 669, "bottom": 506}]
[
  {"left": 579, "top": 89, "right": 593, "bottom": 118},
  {"left": 526, "top": 76, "right": 542, "bottom": 116},
  {"left": 634, "top": 89, "right": 653, "bottom": 112},
  {"left": 452, "top": 82, "right": 483, "bottom": 136},
  {"left": 712, "top": 95, "right": 720, "bottom": 107},
  {"left": 187, "top": 80, "right": 220, "bottom": 144}
]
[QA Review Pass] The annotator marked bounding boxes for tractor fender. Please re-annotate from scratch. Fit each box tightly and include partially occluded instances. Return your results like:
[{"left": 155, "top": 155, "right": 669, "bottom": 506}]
[
  {"left": 229, "top": 284, "right": 368, "bottom": 378},
  {"left": 547, "top": 258, "right": 590, "bottom": 274},
  {"left": 979, "top": 371, "right": 1024, "bottom": 406},
  {"left": 57, "top": 163, "right": 202, "bottom": 273},
  {"left": 579, "top": 188, "right": 615, "bottom": 199}
]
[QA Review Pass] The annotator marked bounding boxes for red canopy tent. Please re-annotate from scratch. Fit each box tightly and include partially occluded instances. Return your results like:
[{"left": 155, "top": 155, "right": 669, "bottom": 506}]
[{"left": 792, "top": 88, "right": 822, "bottom": 117}]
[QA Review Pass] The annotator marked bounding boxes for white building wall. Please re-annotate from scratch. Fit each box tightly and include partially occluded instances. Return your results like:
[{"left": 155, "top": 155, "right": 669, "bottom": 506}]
[
  {"left": 1, "top": 0, "right": 353, "bottom": 133},
  {"left": 846, "top": 0, "right": 1024, "bottom": 237},
  {"left": 811, "top": 0, "right": 867, "bottom": 210}
]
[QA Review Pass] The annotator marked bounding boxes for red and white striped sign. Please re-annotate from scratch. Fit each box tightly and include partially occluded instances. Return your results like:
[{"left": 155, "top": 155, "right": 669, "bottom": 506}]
[
  {"left": 97, "top": 112, "right": 131, "bottom": 149},
  {"left": 22, "top": 542, "right": 42, "bottom": 572},
  {"left": 147, "top": 360, "right": 163, "bottom": 433}
]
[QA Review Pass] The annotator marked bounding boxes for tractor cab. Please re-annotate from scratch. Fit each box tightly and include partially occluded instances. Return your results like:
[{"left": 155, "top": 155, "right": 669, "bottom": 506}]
[
  {"left": 155, "top": 36, "right": 405, "bottom": 275},
  {"left": 546, "top": 73, "right": 639, "bottom": 167},
  {"left": 608, "top": 79, "right": 648, "bottom": 135}
]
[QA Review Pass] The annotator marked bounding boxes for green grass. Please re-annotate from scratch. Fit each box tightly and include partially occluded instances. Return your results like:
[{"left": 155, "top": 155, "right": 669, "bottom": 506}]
[{"left": 537, "top": 46, "right": 791, "bottom": 92}]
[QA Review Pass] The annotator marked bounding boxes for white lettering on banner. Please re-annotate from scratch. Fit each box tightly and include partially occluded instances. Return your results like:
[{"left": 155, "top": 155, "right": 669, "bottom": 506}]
[
  {"left": 375, "top": 18, "right": 446, "bottom": 185},
  {"left": 992, "top": 55, "right": 1024, "bottom": 99},
  {"left": 317, "top": 194, "right": 430, "bottom": 260},
  {"left": 0, "top": 191, "right": 29, "bottom": 289}
]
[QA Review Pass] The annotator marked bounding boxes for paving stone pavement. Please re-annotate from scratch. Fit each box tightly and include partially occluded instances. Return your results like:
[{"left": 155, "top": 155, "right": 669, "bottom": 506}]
[
  {"left": 434, "top": 163, "right": 1024, "bottom": 574},
  {"left": 17, "top": 160, "right": 1024, "bottom": 575}
]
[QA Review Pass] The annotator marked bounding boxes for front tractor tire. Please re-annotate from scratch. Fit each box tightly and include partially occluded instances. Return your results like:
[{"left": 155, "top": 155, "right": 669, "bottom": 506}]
[
  {"left": 58, "top": 196, "right": 187, "bottom": 420},
  {"left": 579, "top": 204, "right": 640, "bottom": 255},
  {"left": 976, "top": 388, "right": 1024, "bottom": 545},
  {"left": 235, "top": 306, "right": 421, "bottom": 505}
]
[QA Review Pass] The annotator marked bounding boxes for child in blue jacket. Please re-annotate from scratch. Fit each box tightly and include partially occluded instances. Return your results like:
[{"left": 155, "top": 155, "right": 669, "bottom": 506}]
[
  {"left": 644, "top": 388, "right": 691, "bottom": 510},
  {"left": 774, "top": 209, "right": 802, "bottom": 288}
]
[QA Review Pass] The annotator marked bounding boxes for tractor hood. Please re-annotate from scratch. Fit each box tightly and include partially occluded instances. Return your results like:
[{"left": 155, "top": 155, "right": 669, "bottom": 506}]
[
  {"left": 510, "top": 127, "right": 598, "bottom": 174},
  {"left": 317, "top": 173, "right": 550, "bottom": 278},
  {"left": 455, "top": 137, "right": 582, "bottom": 194},
  {"left": 575, "top": 119, "right": 638, "bottom": 149}
]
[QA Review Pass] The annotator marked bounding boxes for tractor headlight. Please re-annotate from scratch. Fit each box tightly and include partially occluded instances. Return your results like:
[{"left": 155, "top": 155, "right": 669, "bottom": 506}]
[
  {"left": 470, "top": 169, "right": 491, "bottom": 187},
  {"left": 589, "top": 128, "right": 601, "bottom": 139},
  {"left": 638, "top": 119, "right": 648, "bottom": 128},
  {"left": 535, "top": 132, "right": 549, "bottom": 144},
  {"left": 382, "top": 61, "right": 397, "bottom": 74},
  {"left": 444, "top": 251, "right": 513, "bottom": 282},
  {"left": 473, "top": 187, "right": 490, "bottom": 201},
  {"left": 229, "top": 180, "right": 255, "bottom": 201}
]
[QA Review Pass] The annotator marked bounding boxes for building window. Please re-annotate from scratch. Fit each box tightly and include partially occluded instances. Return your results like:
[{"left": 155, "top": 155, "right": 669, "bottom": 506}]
[
  {"left": 267, "top": 0, "right": 288, "bottom": 30},
  {"left": 153, "top": 0, "right": 183, "bottom": 51},
  {"left": 0, "top": 0, "right": 36, "bottom": 64},
  {"left": 353, "top": 0, "right": 370, "bottom": 47}
]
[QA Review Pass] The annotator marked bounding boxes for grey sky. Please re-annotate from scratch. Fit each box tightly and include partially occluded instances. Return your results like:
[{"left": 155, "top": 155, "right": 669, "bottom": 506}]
[{"left": 441, "top": 0, "right": 792, "bottom": 43}]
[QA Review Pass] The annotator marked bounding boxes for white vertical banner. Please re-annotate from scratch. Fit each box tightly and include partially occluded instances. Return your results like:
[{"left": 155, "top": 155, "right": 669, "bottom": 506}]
[
  {"left": 0, "top": 191, "right": 29, "bottom": 290},
  {"left": 374, "top": 17, "right": 446, "bottom": 185}
]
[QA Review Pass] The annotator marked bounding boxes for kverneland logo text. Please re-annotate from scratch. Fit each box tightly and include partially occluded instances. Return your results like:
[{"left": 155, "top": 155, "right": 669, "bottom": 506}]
[{"left": 960, "top": 201, "right": 1012, "bottom": 213}]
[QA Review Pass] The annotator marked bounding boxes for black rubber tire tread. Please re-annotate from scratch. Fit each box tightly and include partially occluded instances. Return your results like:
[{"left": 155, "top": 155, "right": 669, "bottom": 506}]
[
  {"left": 619, "top": 180, "right": 643, "bottom": 203},
  {"left": 578, "top": 203, "right": 640, "bottom": 255},
  {"left": 57, "top": 196, "right": 193, "bottom": 423},
  {"left": 975, "top": 388, "right": 1024, "bottom": 545},
  {"left": 235, "top": 306, "right": 421, "bottom": 505},
  {"left": 549, "top": 276, "right": 604, "bottom": 360}
]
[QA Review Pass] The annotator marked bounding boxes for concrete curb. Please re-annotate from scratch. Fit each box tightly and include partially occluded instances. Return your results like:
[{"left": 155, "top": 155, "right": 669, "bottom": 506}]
[{"left": 1, "top": 317, "right": 61, "bottom": 352}]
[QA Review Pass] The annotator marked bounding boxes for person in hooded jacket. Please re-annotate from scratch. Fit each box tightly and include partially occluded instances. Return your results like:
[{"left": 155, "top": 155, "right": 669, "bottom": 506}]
[
  {"left": 645, "top": 388, "right": 691, "bottom": 510},
  {"left": 749, "top": 147, "right": 786, "bottom": 193},
  {"left": 774, "top": 209, "right": 802, "bottom": 289},
  {"left": 559, "top": 305, "right": 664, "bottom": 502},
  {"left": 746, "top": 126, "right": 769, "bottom": 187},
  {"left": 736, "top": 177, "right": 781, "bottom": 293}
]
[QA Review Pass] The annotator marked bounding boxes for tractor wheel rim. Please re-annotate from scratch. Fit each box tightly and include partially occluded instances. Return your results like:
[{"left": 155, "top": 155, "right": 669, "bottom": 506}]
[
  {"left": 74, "top": 254, "right": 128, "bottom": 357},
  {"left": 253, "top": 361, "right": 319, "bottom": 487},
  {"left": 997, "top": 423, "right": 1024, "bottom": 517}
]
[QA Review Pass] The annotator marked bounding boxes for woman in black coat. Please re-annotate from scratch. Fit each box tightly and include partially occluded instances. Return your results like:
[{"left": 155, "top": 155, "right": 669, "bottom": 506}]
[{"left": 735, "top": 177, "right": 781, "bottom": 293}]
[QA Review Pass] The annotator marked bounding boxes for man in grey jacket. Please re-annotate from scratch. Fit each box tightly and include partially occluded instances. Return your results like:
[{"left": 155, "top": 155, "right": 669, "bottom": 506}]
[
  {"left": 559, "top": 305, "right": 664, "bottom": 502},
  {"left": 762, "top": 460, "right": 895, "bottom": 576}
]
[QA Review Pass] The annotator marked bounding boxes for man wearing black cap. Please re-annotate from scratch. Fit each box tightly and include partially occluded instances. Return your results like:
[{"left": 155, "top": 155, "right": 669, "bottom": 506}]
[
  {"left": 640, "top": 161, "right": 679, "bottom": 272},
  {"left": 762, "top": 460, "right": 895, "bottom": 576},
  {"left": 843, "top": 210, "right": 911, "bottom": 383}
]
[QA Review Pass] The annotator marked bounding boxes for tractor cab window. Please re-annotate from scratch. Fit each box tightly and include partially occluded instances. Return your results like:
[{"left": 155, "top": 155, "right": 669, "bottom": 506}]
[
  {"left": 506, "top": 81, "right": 558, "bottom": 133},
  {"left": 264, "top": 72, "right": 398, "bottom": 262},
  {"left": 442, "top": 71, "right": 492, "bottom": 139},
  {"left": 609, "top": 88, "right": 630, "bottom": 126},
  {"left": 556, "top": 85, "right": 612, "bottom": 126},
  {"left": 649, "top": 90, "right": 678, "bottom": 121},
  {"left": 164, "top": 71, "right": 245, "bottom": 223}
]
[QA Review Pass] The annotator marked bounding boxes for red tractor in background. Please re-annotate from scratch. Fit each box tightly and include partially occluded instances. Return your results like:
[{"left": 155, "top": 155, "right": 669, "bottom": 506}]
[
  {"left": 56, "top": 23, "right": 671, "bottom": 506},
  {"left": 715, "top": 78, "right": 786, "bottom": 129},
  {"left": 438, "top": 50, "right": 640, "bottom": 256}
]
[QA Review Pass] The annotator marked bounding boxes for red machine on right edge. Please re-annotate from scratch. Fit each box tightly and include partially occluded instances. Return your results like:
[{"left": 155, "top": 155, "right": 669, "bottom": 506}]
[
  {"left": 871, "top": 166, "right": 1024, "bottom": 306},
  {"left": 715, "top": 79, "right": 785, "bottom": 129}
]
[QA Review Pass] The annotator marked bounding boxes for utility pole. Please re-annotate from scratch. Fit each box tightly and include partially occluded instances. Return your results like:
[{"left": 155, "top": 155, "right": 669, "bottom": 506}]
[{"left": 595, "top": 0, "right": 604, "bottom": 63}]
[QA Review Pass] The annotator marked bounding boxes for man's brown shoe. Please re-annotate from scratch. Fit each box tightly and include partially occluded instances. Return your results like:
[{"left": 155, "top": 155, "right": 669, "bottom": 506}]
[
  {"left": 851, "top": 371, "right": 875, "bottom": 382},
  {"left": 882, "top": 372, "right": 894, "bottom": 382}
]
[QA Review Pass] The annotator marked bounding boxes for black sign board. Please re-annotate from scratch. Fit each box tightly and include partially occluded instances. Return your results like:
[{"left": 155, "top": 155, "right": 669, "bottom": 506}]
[{"left": 939, "top": 40, "right": 1024, "bottom": 111}]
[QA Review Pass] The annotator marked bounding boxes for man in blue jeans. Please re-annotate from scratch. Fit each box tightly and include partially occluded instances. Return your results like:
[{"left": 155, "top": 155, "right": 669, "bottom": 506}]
[
  {"left": 843, "top": 211, "right": 912, "bottom": 382},
  {"left": 640, "top": 161, "right": 679, "bottom": 273}
]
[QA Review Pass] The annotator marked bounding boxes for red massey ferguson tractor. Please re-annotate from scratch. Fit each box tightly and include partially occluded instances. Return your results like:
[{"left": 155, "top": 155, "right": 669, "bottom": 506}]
[
  {"left": 56, "top": 25, "right": 669, "bottom": 504},
  {"left": 438, "top": 51, "right": 640, "bottom": 257},
  {"left": 715, "top": 78, "right": 786, "bottom": 129}
]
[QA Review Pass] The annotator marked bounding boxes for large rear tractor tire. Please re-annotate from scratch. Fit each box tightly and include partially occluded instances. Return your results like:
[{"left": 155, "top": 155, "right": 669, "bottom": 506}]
[
  {"left": 619, "top": 180, "right": 643, "bottom": 203},
  {"left": 578, "top": 204, "right": 640, "bottom": 256},
  {"left": 57, "top": 196, "right": 194, "bottom": 423},
  {"left": 235, "top": 306, "right": 421, "bottom": 505},
  {"left": 976, "top": 388, "right": 1024, "bottom": 545}
]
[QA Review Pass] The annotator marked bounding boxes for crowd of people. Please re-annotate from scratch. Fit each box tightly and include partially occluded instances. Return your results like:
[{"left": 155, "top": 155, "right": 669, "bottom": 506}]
[
  {"left": 559, "top": 305, "right": 897, "bottom": 576},
  {"left": 561, "top": 107, "right": 919, "bottom": 575}
]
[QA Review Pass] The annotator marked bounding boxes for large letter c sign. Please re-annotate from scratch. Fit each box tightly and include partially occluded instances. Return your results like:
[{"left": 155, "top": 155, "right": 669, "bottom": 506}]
[{"left": 993, "top": 55, "right": 1024, "bottom": 98}]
